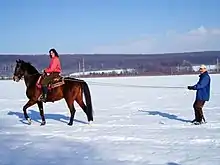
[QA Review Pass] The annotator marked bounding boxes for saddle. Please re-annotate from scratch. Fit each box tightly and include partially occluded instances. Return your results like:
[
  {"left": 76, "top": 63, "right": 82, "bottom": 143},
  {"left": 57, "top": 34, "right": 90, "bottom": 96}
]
[{"left": 36, "top": 75, "right": 65, "bottom": 90}]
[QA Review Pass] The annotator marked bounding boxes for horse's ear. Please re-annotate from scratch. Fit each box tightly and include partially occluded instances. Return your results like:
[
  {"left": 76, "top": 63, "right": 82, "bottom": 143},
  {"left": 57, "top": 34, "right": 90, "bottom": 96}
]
[
  {"left": 16, "top": 60, "right": 18, "bottom": 63},
  {"left": 19, "top": 59, "right": 24, "bottom": 63}
]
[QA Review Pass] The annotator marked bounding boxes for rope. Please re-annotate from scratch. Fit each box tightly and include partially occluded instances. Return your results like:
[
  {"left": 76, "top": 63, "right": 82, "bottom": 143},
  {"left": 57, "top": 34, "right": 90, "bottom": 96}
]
[
  {"left": 21, "top": 73, "right": 185, "bottom": 89},
  {"left": 63, "top": 77, "right": 186, "bottom": 89},
  {"left": 17, "top": 72, "right": 220, "bottom": 95},
  {"left": 80, "top": 80, "right": 220, "bottom": 96},
  {"left": 86, "top": 81, "right": 186, "bottom": 89},
  {"left": 20, "top": 74, "right": 220, "bottom": 95},
  {"left": 63, "top": 77, "right": 185, "bottom": 89},
  {"left": 85, "top": 80, "right": 220, "bottom": 96}
]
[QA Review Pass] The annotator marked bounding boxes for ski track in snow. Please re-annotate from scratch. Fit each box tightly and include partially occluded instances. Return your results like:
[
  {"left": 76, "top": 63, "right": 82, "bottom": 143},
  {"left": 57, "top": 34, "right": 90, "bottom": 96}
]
[{"left": 1, "top": 75, "right": 220, "bottom": 165}]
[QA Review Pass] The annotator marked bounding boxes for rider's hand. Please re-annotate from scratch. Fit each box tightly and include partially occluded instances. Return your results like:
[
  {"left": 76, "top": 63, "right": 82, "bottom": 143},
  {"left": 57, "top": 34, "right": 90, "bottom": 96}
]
[{"left": 42, "top": 69, "right": 46, "bottom": 75}]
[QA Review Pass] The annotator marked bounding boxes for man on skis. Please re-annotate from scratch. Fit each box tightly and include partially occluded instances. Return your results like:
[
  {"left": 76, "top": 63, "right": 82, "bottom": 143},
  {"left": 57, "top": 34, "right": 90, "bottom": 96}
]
[{"left": 187, "top": 64, "right": 211, "bottom": 125}]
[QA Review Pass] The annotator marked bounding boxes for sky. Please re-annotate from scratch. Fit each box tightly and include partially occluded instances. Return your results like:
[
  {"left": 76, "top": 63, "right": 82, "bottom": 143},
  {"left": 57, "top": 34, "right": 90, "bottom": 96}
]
[{"left": 0, "top": 0, "right": 220, "bottom": 54}]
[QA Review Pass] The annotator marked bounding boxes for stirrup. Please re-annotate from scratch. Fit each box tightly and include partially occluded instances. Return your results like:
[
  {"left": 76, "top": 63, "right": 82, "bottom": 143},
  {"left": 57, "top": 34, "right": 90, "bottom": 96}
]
[{"left": 39, "top": 94, "right": 47, "bottom": 102}]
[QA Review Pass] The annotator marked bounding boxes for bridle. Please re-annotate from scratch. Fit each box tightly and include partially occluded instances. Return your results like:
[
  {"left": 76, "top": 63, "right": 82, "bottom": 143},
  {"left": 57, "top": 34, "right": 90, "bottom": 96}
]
[{"left": 13, "top": 71, "right": 41, "bottom": 81}]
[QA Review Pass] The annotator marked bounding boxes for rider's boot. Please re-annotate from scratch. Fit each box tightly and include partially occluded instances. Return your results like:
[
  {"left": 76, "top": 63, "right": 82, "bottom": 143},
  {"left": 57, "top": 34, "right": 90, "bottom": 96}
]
[{"left": 40, "top": 86, "right": 48, "bottom": 103}]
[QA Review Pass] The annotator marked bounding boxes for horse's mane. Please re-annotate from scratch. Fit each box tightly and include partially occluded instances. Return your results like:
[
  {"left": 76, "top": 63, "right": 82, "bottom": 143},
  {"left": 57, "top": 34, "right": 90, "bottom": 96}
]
[{"left": 19, "top": 60, "right": 40, "bottom": 75}]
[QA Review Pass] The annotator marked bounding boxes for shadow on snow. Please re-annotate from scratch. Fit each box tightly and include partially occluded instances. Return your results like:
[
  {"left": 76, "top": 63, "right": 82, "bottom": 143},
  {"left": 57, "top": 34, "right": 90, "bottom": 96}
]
[
  {"left": 139, "top": 110, "right": 191, "bottom": 123},
  {"left": 167, "top": 162, "right": 181, "bottom": 165},
  {"left": 7, "top": 109, "right": 88, "bottom": 125}
]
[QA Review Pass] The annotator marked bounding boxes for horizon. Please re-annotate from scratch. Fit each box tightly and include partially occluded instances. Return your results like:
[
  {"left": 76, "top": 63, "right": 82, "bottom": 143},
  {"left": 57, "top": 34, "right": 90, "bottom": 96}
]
[
  {"left": 1, "top": 0, "right": 220, "bottom": 54},
  {"left": 0, "top": 50, "right": 219, "bottom": 56}
]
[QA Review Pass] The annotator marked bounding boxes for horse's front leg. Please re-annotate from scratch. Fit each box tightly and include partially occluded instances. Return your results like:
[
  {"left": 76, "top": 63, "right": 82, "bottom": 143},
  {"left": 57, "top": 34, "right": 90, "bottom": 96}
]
[
  {"left": 23, "top": 99, "right": 37, "bottom": 125},
  {"left": 37, "top": 101, "right": 46, "bottom": 126}
]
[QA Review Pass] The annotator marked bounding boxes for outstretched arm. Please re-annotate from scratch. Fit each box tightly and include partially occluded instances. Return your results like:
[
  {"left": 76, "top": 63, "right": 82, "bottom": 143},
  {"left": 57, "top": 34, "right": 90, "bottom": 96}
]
[{"left": 192, "top": 76, "right": 210, "bottom": 90}]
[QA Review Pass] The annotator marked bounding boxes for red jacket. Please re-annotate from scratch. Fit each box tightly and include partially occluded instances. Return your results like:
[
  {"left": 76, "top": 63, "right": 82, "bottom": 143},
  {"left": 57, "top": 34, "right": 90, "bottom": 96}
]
[{"left": 44, "top": 56, "right": 62, "bottom": 73}]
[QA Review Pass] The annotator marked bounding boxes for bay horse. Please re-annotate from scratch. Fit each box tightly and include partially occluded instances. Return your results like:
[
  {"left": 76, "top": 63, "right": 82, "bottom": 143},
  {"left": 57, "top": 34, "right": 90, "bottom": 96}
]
[{"left": 12, "top": 59, "right": 93, "bottom": 126}]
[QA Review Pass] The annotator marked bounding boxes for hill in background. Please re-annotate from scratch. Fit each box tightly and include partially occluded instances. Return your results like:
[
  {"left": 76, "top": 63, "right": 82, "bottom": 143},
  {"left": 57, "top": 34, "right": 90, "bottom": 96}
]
[{"left": 0, "top": 51, "right": 220, "bottom": 77}]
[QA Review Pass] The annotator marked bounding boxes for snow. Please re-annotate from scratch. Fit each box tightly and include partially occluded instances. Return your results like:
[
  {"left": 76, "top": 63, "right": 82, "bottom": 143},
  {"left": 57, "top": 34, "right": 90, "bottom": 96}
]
[{"left": 1, "top": 74, "right": 220, "bottom": 165}]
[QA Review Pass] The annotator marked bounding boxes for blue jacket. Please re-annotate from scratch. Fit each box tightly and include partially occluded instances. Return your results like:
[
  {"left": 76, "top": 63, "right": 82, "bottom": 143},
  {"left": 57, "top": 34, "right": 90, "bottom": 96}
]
[{"left": 192, "top": 71, "right": 211, "bottom": 101}]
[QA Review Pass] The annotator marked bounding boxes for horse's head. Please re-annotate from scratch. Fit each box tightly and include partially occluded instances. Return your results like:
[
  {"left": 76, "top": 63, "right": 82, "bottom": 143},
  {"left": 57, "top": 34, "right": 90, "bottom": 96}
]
[
  {"left": 13, "top": 59, "right": 25, "bottom": 82},
  {"left": 13, "top": 59, "right": 40, "bottom": 82}
]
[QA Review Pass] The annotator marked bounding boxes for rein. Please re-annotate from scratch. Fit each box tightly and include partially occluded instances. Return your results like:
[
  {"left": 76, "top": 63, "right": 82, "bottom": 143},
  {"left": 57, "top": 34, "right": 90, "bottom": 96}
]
[{"left": 26, "top": 73, "right": 41, "bottom": 77}]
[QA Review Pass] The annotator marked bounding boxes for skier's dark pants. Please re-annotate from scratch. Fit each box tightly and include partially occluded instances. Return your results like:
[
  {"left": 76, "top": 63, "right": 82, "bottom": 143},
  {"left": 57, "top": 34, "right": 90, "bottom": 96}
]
[{"left": 193, "top": 100, "right": 205, "bottom": 122}]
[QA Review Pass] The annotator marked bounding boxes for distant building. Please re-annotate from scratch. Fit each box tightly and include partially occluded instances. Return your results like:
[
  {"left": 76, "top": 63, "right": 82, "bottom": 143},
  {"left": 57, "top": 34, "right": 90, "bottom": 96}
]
[
  {"left": 69, "top": 69, "right": 135, "bottom": 77},
  {"left": 192, "top": 64, "right": 216, "bottom": 72},
  {"left": 176, "top": 60, "right": 193, "bottom": 72},
  {"left": 176, "top": 59, "right": 217, "bottom": 73}
]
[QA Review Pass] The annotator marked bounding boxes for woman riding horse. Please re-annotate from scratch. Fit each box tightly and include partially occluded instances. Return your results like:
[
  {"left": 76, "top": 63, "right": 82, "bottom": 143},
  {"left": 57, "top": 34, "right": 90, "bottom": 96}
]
[
  {"left": 40, "top": 48, "right": 62, "bottom": 102},
  {"left": 13, "top": 58, "right": 93, "bottom": 126}
]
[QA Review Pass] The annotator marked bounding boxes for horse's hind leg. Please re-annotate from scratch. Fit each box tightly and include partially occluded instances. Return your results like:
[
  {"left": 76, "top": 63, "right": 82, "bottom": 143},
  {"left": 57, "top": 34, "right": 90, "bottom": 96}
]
[
  {"left": 23, "top": 99, "right": 37, "bottom": 125},
  {"left": 76, "top": 96, "right": 90, "bottom": 122},
  {"left": 65, "top": 98, "right": 76, "bottom": 126},
  {"left": 67, "top": 103, "right": 76, "bottom": 126},
  {"left": 37, "top": 101, "right": 46, "bottom": 126}
]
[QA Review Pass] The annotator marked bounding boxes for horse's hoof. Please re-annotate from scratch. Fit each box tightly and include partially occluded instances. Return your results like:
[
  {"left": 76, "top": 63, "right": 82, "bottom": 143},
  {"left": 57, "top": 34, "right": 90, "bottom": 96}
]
[
  {"left": 27, "top": 118, "right": 32, "bottom": 125},
  {"left": 40, "top": 121, "right": 46, "bottom": 126},
  {"left": 68, "top": 122, "right": 73, "bottom": 126},
  {"left": 88, "top": 121, "right": 93, "bottom": 126}
]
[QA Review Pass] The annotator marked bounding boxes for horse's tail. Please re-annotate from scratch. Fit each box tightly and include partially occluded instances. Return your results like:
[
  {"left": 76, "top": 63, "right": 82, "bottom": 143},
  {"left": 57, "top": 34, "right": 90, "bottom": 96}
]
[{"left": 82, "top": 81, "right": 93, "bottom": 121}]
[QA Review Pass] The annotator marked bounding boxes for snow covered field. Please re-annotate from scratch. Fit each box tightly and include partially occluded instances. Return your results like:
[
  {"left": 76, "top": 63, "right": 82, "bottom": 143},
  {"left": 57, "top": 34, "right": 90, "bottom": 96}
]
[{"left": 1, "top": 74, "right": 220, "bottom": 165}]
